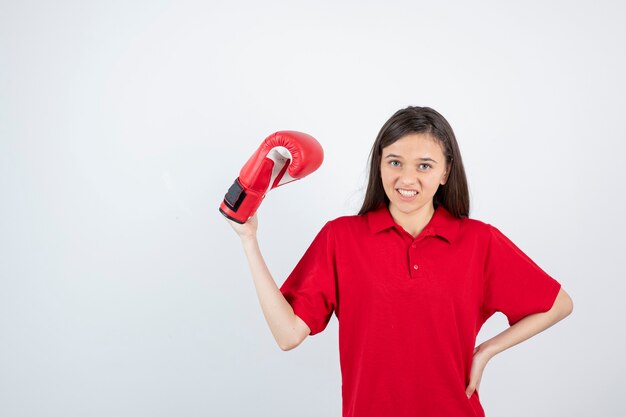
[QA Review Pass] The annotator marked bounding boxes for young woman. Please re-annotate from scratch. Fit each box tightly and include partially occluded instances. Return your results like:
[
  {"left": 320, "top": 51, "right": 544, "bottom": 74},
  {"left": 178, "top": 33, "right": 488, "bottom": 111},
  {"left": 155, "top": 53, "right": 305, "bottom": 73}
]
[{"left": 225, "top": 106, "right": 573, "bottom": 417}]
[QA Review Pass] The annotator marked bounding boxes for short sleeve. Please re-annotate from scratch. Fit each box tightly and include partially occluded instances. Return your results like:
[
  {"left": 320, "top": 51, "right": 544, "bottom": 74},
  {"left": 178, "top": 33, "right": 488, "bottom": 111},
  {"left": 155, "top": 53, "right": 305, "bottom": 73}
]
[
  {"left": 279, "top": 221, "right": 338, "bottom": 336},
  {"left": 482, "top": 224, "right": 561, "bottom": 326}
]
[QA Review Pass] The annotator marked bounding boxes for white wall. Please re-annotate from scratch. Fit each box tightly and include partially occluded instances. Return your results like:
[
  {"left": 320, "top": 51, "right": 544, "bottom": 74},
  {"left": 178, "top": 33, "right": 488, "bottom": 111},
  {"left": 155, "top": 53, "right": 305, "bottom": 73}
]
[{"left": 1, "top": 1, "right": 624, "bottom": 416}]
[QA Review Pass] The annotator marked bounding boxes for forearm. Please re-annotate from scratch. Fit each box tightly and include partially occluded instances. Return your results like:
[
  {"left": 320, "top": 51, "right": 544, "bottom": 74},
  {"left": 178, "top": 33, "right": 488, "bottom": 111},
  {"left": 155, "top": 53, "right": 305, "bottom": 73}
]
[
  {"left": 480, "top": 288, "right": 574, "bottom": 358},
  {"left": 240, "top": 236, "right": 298, "bottom": 350}
]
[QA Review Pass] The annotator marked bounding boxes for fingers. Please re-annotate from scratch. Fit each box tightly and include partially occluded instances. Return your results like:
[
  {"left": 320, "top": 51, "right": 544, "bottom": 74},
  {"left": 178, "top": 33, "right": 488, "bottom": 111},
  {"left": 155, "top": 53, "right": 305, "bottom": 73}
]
[
  {"left": 466, "top": 347, "right": 485, "bottom": 398},
  {"left": 466, "top": 377, "right": 480, "bottom": 398}
]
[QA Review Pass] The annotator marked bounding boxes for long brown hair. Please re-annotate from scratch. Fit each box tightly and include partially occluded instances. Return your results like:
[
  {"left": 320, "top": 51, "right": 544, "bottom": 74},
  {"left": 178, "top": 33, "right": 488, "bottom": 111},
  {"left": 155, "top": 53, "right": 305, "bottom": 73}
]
[{"left": 358, "top": 106, "right": 470, "bottom": 218}]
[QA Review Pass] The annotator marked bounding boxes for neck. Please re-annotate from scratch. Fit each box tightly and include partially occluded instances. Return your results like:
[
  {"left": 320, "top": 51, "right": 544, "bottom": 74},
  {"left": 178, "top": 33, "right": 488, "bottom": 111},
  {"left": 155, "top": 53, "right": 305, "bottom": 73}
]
[{"left": 388, "top": 202, "right": 436, "bottom": 238}]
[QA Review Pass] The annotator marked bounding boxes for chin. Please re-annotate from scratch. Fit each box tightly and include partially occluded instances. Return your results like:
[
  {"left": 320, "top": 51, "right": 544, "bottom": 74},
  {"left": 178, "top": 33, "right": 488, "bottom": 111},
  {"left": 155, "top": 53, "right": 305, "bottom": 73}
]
[
  {"left": 389, "top": 195, "right": 433, "bottom": 212},
  {"left": 391, "top": 198, "right": 420, "bottom": 209}
]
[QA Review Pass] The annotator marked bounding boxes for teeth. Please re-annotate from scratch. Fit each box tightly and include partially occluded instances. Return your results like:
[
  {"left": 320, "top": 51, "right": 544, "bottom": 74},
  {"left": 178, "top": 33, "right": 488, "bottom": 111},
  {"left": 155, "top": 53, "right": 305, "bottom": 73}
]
[{"left": 397, "top": 189, "right": 417, "bottom": 197}]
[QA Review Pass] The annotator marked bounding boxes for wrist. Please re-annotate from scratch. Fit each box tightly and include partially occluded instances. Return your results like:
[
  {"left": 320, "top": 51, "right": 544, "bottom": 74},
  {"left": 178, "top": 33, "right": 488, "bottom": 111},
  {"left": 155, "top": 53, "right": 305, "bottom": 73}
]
[
  {"left": 240, "top": 235, "right": 258, "bottom": 245},
  {"left": 477, "top": 340, "right": 500, "bottom": 360}
]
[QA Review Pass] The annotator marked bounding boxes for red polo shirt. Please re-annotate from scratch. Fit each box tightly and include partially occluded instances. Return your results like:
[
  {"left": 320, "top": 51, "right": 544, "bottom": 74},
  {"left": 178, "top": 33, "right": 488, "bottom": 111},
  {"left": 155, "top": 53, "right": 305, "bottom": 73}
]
[{"left": 280, "top": 202, "right": 561, "bottom": 417}]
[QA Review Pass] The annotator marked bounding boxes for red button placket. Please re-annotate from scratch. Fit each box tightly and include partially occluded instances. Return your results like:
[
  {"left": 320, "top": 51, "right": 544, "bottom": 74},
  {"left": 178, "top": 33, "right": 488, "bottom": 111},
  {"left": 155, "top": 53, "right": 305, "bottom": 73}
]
[
  {"left": 396, "top": 226, "right": 433, "bottom": 279},
  {"left": 409, "top": 240, "right": 421, "bottom": 279}
]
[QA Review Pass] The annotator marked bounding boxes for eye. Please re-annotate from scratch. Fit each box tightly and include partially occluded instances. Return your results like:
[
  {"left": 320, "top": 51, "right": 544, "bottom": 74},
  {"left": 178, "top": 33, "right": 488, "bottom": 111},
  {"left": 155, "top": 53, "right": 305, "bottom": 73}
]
[
  {"left": 419, "top": 163, "right": 432, "bottom": 170},
  {"left": 389, "top": 160, "right": 401, "bottom": 167}
]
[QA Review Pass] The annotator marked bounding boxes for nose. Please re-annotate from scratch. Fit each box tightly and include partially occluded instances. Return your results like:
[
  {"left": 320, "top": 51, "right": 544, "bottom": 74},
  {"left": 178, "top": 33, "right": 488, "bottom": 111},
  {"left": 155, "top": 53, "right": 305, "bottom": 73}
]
[{"left": 399, "top": 171, "right": 417, "bottom": 186}]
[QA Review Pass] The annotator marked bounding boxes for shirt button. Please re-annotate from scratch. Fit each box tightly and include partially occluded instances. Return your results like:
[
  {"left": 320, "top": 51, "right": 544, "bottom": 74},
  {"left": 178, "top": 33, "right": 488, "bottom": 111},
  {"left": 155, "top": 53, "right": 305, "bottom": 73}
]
[
  {"left": 411, "top": 244, "right": 416, "bottom": 248},
  {"left": 413, "top": 264, "right": 419, "bottom": 270}
]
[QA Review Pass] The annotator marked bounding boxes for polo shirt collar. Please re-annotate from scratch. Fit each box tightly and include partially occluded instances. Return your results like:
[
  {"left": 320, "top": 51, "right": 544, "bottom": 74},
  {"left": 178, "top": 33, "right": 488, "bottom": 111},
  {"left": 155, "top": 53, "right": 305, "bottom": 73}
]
[{"left": 367, "top": 202, "right": 460, "bottom": 243}]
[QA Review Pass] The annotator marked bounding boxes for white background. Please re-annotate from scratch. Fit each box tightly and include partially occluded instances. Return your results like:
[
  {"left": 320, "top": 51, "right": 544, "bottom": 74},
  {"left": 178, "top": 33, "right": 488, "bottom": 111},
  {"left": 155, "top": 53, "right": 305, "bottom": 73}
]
[{"left": 1, "top": 1, "right": 624, "bottom": 416}]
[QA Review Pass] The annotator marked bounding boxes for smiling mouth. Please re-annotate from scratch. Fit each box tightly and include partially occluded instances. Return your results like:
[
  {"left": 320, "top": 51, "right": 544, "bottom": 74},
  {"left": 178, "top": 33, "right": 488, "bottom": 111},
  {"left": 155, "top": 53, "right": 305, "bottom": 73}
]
[{"left": 396, "top": 188, "right": 418, "bottom": 198}]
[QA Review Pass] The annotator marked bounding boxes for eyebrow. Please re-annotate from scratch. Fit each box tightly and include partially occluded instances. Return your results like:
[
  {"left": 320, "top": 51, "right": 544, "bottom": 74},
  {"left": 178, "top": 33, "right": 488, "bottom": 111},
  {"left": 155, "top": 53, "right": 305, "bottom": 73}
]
[{"left": 384, "top": 153, "right": 438, "bottom": 164}]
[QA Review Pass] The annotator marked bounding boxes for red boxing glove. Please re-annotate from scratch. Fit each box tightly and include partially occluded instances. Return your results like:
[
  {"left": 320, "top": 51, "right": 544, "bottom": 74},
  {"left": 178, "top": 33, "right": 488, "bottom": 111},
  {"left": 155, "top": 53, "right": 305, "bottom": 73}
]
[{"left": 219, "top": 131, "right": 324, "bottom": 224}]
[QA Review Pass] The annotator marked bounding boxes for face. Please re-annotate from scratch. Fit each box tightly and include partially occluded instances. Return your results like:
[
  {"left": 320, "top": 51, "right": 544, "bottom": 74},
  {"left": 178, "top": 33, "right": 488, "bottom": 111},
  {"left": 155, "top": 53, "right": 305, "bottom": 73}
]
[{"left": 380, "top": 133, "right": 450, "bottom": 217}]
